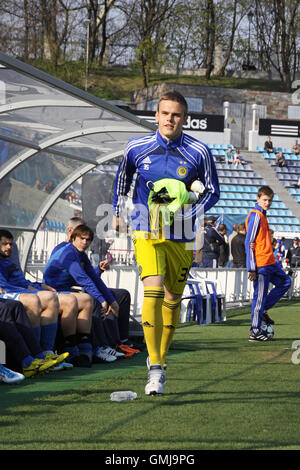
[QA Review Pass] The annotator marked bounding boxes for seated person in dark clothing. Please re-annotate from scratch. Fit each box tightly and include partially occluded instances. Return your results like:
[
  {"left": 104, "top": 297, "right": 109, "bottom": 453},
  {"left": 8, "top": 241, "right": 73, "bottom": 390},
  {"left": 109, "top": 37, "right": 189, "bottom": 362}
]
[
  {"left": 264, "top": 136, "right": 274, "bottom": 153},
  {"left": 0, "top": 298, "right": 61, "bottom": 380},
  {"left": 275, "top": 151, "right": 287, "bottom": 167}
]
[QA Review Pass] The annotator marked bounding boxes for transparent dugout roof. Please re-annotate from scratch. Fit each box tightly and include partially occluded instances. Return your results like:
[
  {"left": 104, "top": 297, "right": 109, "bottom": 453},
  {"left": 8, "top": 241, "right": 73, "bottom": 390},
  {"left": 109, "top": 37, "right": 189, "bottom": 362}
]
[{"left": 0, "top": 52, "right": 154, "bottom": 268}]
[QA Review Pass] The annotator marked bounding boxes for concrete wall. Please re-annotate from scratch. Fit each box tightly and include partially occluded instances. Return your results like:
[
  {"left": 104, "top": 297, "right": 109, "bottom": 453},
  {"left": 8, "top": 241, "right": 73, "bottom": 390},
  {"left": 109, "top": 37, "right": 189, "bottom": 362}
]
[{"left": 131, "top": 83, "right": 294, "bottom": 121}]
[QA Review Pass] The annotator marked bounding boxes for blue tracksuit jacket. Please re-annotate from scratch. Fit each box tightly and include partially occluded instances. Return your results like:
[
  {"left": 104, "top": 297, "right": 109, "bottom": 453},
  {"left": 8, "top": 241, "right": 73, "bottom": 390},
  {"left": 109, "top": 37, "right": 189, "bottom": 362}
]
[
  {"left": 43, "top": 243, "right": 115, "bottom": 305},
  {"left": 0, "top": 258, "right": 42, "bottom": 293},
  {"left": 113, "top": 130, "right": 220, "bottom": 242}
]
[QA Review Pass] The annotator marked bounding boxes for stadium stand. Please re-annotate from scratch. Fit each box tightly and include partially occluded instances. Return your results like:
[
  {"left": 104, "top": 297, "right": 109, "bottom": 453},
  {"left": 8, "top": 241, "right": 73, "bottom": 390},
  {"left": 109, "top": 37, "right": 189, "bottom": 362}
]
[{"left": 205, "top": 144, "right": 300, "bottom": 234}]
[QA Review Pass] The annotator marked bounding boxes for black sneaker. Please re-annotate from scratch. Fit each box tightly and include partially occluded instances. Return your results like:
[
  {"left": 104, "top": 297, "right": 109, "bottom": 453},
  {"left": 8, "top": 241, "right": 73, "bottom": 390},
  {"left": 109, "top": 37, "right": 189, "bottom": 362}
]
[
  {"left": 262, "top": 312, "right": 275, "bottom": 325},
  {"left": 249, "top": 330, "right": 273, "bottom": 342},
  {"left": 70, "top": 354, "right": 92, "bottom": 368}
]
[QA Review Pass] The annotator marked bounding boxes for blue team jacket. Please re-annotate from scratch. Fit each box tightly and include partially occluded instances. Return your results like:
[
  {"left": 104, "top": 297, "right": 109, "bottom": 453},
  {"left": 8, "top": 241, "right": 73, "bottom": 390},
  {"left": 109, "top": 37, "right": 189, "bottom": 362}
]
[
  {"left": 43, "top": 243, "right": 115, "bottom": 305},
  {"left": 113, "top": 130, "right": 220, "bottom": 242},
  {"left": 0, "top": 258, "right": 42, "bottom": 292}
]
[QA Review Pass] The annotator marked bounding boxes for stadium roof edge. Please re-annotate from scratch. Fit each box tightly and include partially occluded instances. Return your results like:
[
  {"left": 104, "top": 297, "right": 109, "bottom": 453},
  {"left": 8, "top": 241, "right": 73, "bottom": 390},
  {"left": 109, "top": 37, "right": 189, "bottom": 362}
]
[{"left": 0, "top": 52, "right": 155, "bottom": 132}]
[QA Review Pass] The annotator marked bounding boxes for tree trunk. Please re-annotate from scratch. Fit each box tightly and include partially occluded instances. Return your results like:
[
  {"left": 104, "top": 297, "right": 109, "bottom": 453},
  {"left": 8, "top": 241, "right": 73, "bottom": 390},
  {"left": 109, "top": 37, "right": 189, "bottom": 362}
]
[{"left": 205, "top": 0, "right": 215, "bottom": 80}]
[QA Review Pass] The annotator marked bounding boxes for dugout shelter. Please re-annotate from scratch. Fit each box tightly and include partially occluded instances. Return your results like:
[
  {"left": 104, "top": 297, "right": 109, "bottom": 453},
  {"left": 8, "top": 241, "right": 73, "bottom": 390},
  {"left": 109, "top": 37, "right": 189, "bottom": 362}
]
[{"left": 0, "top": 51, "right": 154, "bottom": 270}]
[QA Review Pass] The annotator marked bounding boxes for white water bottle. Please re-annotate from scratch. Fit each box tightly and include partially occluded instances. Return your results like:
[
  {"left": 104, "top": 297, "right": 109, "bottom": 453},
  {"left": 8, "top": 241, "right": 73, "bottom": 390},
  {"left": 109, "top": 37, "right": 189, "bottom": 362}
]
[{"left": 110, "top": 391, "right": 137, "bottom": 402}]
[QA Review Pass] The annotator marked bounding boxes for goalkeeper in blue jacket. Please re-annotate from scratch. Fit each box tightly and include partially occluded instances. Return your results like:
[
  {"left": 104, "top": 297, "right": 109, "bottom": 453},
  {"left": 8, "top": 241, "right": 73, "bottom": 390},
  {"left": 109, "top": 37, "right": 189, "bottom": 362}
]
[{"left": 112, "top": 90, "right": 220, "bottom": 395}]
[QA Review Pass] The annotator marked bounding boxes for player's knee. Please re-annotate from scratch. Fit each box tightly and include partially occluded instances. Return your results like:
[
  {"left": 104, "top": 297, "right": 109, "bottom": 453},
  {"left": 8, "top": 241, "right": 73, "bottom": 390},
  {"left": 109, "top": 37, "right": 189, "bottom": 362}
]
[
  {"left": 42, "top": 291, "right": 59, "bottom": 307},
  {"left": 60, "top": 294, "right": 78, "bottom": 314},
  {"left": 23, "top": 294, "right": 41, "bottom": 315},
  {"left": 83, "top": 293, "right": 93, "bottom": 313}
]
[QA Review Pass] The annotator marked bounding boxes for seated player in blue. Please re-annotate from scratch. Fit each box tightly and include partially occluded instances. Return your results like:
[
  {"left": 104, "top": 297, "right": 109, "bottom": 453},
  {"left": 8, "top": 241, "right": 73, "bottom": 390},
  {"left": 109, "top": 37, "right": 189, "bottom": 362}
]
[
  {"left": 0, "top": 229, "right": 77, "bottom": 367},
  {"left": 43, "top": 224, "right": 120, "bottom": 360},
  {"left": 52, "top": 217, "right": 139, "bottom": 360}
]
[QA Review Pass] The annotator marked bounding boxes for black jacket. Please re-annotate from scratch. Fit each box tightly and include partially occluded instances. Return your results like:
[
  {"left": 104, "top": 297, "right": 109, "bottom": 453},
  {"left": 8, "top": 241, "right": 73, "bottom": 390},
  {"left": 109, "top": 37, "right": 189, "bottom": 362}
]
[
  {"left": 202, "top": 224, "right": 226, "bottom": 260},
  {"left": 231, "top": 233, "right": 246, "bottom": 267},
  {"left": 287, "top": 244, "right": 300, "bottom": 267}
]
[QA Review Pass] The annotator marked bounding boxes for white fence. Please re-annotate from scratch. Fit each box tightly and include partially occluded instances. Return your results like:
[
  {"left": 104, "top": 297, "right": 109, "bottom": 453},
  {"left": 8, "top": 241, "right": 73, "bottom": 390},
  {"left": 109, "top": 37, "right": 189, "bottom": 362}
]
[
  {"left": 27, "top": 263, "right": 300, "bottom": 320},
  {"left": 100, "top": 266, "right": 300, "bottom": 321}
]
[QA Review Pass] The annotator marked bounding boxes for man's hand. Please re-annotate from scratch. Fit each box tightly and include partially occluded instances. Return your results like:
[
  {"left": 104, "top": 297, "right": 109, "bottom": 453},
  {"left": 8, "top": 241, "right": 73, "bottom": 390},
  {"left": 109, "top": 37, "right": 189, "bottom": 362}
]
[
  {"left": 248, "top": 271, "right": 257, "bottom": 282},
  {"left": 99, "top": 259, "right": 110, "bottom": 271},
  {"left": 113, "top": 215, "right": 120, "bottom": 232},
  {"left": 107, "top": 301, "right": 119, "bottom": 318},
  {"left": 0, "top": 287, "right": 6, "bottom": 294},
  {"left": 101, "top": 301, "right": 108, "bottom": 320},
  {"left": 41, "top": 283, "right": 56, "bottom": 291}
]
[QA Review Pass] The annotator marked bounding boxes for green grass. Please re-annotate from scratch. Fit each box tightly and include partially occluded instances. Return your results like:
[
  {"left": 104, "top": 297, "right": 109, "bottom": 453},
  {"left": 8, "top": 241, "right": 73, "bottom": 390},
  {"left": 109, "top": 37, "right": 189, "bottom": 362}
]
[
  {"left": 27, "top": 59, "right": 287, "bottom": 102},
  {"left": 1, "top": 299, "right": 300, "bottom": 450}
]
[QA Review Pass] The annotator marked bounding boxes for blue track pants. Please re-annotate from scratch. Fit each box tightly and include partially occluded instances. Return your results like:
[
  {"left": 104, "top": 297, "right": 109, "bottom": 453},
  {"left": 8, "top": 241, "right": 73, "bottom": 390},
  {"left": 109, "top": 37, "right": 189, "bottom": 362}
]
[{"left": 251, "top": 263, "right": 291, "bottom": 332}]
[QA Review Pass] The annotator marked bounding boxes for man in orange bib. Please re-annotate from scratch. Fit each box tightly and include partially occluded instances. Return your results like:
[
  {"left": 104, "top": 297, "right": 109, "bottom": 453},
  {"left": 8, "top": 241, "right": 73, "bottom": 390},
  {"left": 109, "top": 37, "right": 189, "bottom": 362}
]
[{"left": 245, "top": 186, "right": 291, "bottom": 341}]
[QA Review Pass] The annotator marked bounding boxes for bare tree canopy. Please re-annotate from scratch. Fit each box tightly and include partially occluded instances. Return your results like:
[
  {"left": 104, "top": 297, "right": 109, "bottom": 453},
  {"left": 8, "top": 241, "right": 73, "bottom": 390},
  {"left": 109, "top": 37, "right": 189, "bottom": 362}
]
[{"left": 0, "top": 0, "right": 300, "bottom": 90}]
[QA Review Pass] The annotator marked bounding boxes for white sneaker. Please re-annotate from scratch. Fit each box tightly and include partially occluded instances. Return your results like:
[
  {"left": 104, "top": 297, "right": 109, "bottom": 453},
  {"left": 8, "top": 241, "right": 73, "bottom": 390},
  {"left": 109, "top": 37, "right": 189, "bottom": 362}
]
[
  {"left": 106, "top": 346, "right": 125, "bottom": 359},
  {"left": 95, "top": 347, "right": 117, "bottom": 362},
  {"left": 145, "top": 364, "right": 165, "bottom": 395},
  {"left": 146, "top": 356, "right": 166, "bottom": 385},
  {"left": 0, "top": 364, "right": 25, "bottom": 384}
]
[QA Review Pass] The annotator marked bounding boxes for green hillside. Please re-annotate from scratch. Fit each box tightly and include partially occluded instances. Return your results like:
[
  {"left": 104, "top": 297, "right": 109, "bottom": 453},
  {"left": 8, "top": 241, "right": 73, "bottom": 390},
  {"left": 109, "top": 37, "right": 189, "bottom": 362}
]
[{"left": 28, "top": 59, "right": 287, "bottom": 103}]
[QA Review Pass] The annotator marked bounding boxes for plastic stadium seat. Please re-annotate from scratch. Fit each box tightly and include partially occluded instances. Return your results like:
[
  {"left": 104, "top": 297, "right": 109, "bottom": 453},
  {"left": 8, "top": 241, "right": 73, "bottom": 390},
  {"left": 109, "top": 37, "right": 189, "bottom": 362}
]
[
  {"left": 278, "top": 210, "right": 287, "bottom": 216},
  {"left": 208, "top": 207, "right": 217, "bottom": 214},
  {"left": 224, "top": 207, "right": 232, "bottom": 214},
  {"left": 268, "top": 209, "right": 277, "bottom": 216}
]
